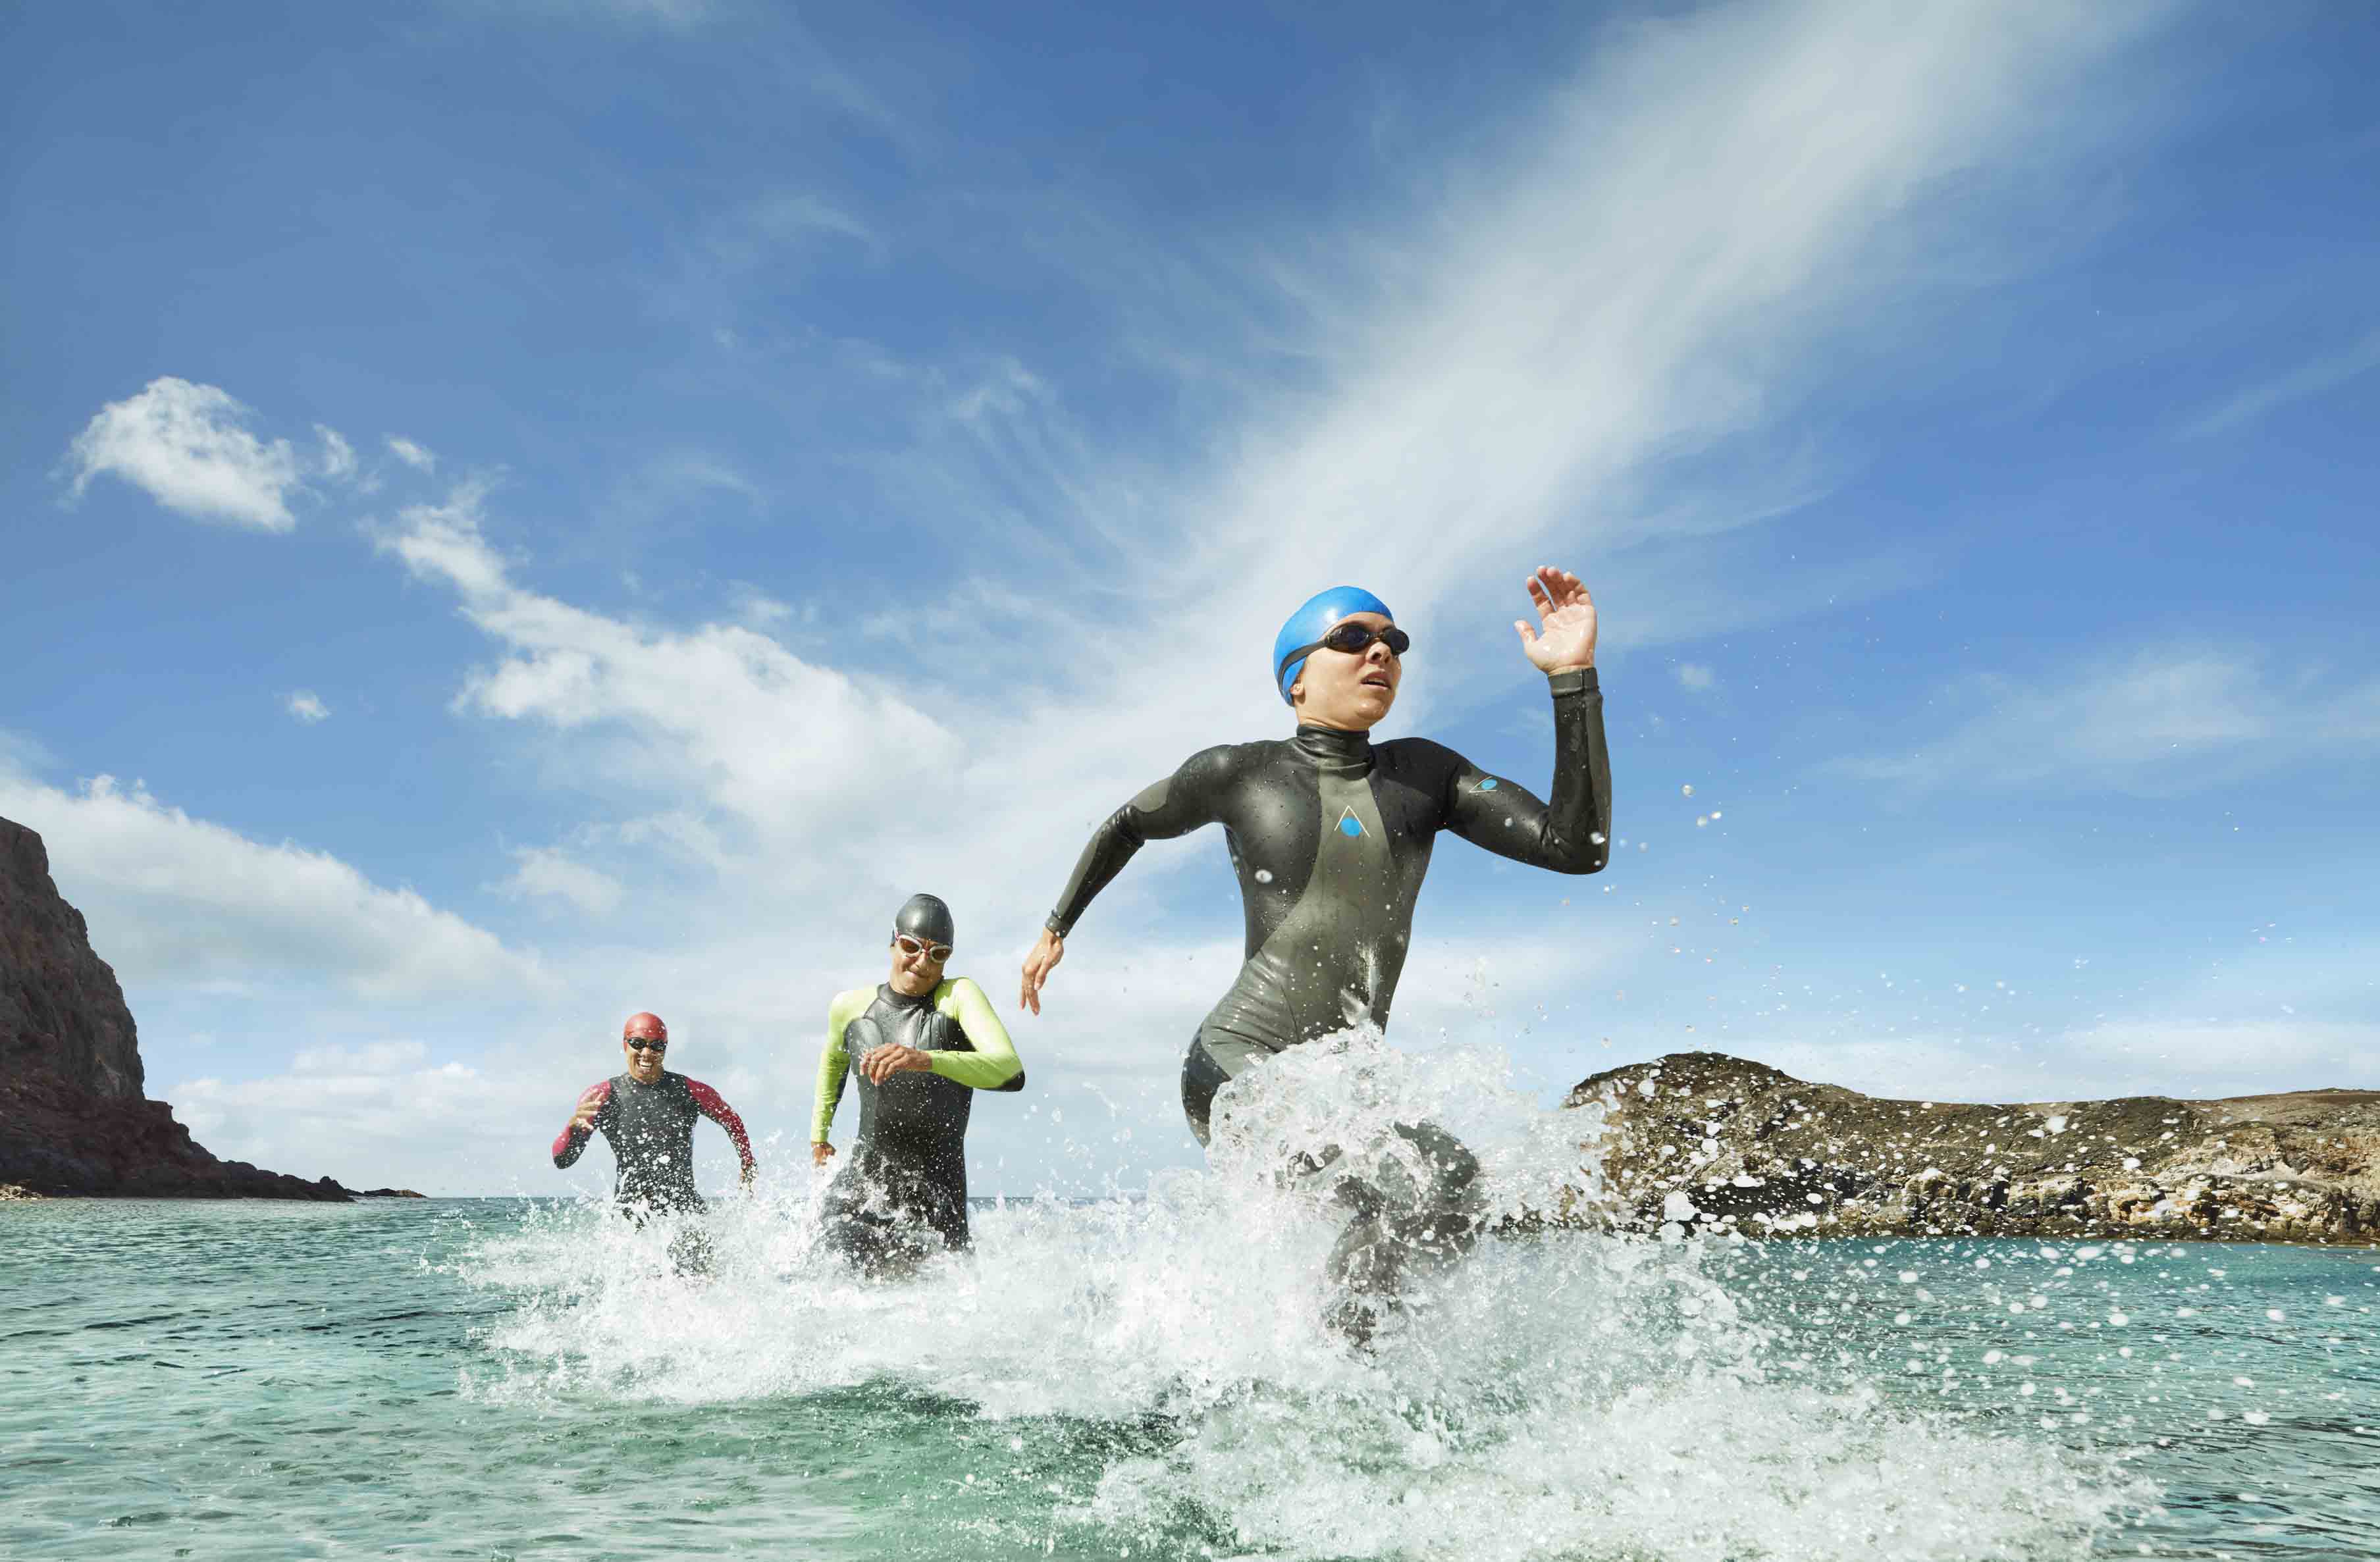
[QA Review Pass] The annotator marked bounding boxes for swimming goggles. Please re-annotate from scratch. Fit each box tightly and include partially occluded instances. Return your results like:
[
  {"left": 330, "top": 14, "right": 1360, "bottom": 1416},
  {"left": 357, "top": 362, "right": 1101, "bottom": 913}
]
[
  {"left": 1276, "top": 621, "right": 1411, "bottom": 685},
  {"left": 894, "top": 934, "right": 953, "bottom": 962}
]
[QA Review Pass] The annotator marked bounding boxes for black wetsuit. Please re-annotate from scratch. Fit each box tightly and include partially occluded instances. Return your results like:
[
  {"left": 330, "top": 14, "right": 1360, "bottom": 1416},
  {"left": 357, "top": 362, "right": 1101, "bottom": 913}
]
[
  {"left": 1045, "top": 667, "right": 1610, "bottom": 1320},
  {"left": 552, "top": 1071, "right": 754, "bottom": 1217},
  {"left": 816, "top": 982, "right": 1024, "bottom": 1270}
]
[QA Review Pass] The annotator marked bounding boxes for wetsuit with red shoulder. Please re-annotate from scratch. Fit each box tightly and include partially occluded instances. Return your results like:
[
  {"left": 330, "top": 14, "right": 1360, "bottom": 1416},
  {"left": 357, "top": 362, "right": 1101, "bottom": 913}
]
[{"left": 552, "top": 1071, "right": 755, "bottom": 1214}]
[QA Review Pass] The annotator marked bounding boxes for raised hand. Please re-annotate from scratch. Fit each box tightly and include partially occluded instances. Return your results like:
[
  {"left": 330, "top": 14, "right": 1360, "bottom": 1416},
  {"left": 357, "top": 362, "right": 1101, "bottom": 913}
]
[
  {"left": 812, "top": 1142, "right": 836, "bottom": 1168},
  {"left": 1512, "top": 565, "right": 1597, "bottom": 673},
  {"left": 1020, "top": 928, "right": 1065, "bottom": 1015}
]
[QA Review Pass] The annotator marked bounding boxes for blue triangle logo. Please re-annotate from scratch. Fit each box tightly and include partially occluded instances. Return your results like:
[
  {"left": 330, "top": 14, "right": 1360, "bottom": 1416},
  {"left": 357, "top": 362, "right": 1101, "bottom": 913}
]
[
  {"left": 1477, "top": 777, "right": 1500, "bottom": 791},
  {"left": 1337, "top": 808, "right": 1365, "bottom": 838}
]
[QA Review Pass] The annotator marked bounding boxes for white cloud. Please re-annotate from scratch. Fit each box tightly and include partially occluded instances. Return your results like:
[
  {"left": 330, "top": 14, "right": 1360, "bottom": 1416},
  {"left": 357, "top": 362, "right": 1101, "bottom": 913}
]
[
  {"left": 940, "top": 2, "right": 2168, "bottom": 689},
  {"left": 171, "top": 1045, "right": 542, "bottom": 1193},
  {"left": 63, "top": 378, "right": 312, "bottom": 531},
  {"left": 2182, "top": 325, "right": 2380, "bottom": 439},
  {"left": 285, "top": 690, "right": 331, "bottom": 724},
  {"left": 1675, "top": 663, "right": 1716, "bottom": 692},
  {"left": 315, "top": 425, "right": 357, "bottom": 481},
  {"left": 0, "top": 769, "right": 544, "bottom": 1002},
  {"left": 498, "top": 845, "right": 626, "bottom": 916},
  {"left": 385, "top": 435, "right": 437, "bottom": 473},
  {"left": 1832, "top": 646, "right": 2380, "bottom": 793},
  {"left": 1740, "top": 1016, "right": 2379, "bottom": 1109},
  {"left": 379, "top": 486, "right": 967, "bottom": 891}
]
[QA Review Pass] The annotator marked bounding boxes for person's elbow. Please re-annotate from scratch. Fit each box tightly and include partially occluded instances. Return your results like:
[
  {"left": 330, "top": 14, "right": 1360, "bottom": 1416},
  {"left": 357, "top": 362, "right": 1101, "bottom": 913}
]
[
  {"left": 992, "top": 1062, "right": 1027, "bottom": 1093},
  {"left": 1547, "top": 831, "right": 1608, "bottom": 875}
]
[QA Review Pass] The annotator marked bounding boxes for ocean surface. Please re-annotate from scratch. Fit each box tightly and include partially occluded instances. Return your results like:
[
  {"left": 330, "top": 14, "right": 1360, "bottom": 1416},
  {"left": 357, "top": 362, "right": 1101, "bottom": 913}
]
[{"left": 6, "top": 1039, "right": 2377, "bottom": 1561}]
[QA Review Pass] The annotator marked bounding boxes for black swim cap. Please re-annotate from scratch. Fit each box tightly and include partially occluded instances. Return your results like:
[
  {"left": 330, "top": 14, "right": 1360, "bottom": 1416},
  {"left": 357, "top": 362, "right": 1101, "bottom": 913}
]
[{"left": 893, "top": 893, "right": 955, "bottom": 948}]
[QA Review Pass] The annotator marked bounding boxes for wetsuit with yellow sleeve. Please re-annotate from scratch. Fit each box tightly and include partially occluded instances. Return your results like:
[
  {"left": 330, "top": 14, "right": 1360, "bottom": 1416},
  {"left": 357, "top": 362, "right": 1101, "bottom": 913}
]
[{"left": 810, "top": 976, "right": 1024, "bottom": 1264}]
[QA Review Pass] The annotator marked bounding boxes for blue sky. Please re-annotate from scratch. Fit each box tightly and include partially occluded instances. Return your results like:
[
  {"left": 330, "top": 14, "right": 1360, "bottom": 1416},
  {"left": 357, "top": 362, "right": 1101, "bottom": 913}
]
[{"left": 5, "top": 1, "right": 2376, "bottom": 1196}]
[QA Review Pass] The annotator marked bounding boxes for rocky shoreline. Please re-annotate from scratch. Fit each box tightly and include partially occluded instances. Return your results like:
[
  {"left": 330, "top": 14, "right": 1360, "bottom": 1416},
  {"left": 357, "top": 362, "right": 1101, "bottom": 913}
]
[
  {"left": 1566, "top": 1051, "right": 2380, "bottom": 1246},
  {"left": 1, "top": 817, "right": 356, "bottom": 1201}
]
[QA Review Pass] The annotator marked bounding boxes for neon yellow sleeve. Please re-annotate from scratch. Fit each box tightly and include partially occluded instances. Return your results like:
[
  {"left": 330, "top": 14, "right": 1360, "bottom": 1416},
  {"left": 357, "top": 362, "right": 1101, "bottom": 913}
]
[
  {"left": 927, "top": 977, "right": 1024, "bottom": 1089},
  {"left": 810, "top": 988, "right": 872, "bottom": 1142}
]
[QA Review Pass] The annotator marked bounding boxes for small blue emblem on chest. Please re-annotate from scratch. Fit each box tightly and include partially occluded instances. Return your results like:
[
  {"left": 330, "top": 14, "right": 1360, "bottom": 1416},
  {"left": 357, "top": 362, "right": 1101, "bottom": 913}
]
[
  {"left": 1336, "top": 807, "right": 1367, "bottom": 838},
  {"left": 1477, "top": 777, "right": 1500, "bottom": 791}
]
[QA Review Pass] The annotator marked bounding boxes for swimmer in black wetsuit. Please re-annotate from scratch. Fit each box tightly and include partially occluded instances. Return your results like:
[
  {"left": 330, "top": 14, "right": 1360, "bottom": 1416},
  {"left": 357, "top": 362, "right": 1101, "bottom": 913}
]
[
  {"left": 811, "top": 895, "right": 1026, "bottom": 1274},
  {"left": 552, "top": 1012, "right": 758, "bottom": 1222},
  {"left": 1020, "top": 567, "right": 1610, "bottom": 1334}
]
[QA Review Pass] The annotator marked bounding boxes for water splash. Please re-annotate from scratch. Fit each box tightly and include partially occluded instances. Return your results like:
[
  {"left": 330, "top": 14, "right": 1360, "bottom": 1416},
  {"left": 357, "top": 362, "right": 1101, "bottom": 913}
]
[{"left": 456, "top": 1029, "right": 2149, "bottom": 1559}]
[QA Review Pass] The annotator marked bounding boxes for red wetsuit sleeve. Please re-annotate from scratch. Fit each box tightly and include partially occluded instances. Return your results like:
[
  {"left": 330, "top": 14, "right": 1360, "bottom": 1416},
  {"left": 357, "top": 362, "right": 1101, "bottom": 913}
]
[
  {"left": 553, "top": 1080, "right": 612, "bottom": 1167},
  {"left": 685, "top": 1079, "right": 756, "bottom": 1172}
]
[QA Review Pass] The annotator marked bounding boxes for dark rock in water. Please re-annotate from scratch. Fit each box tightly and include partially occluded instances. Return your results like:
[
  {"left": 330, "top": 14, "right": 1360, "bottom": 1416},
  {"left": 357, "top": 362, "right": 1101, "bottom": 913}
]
[
  {"left": 1566, "top": 1051, "right": 2380, "bottom": 1246},
  {"left": 0, "top": 816, "right": 353, "bottom": 1201},
  {"left": 357, "top": 1188, "right": 427, "bottom": 1199}
]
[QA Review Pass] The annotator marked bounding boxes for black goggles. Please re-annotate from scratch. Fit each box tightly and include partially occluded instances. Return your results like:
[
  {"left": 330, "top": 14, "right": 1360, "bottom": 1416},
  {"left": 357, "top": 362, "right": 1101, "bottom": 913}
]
[
  {"left": 1277, "top": 621, "right": 1411, "bottom": 685},
  {"left": 624, "top": 1037, "right": 668, "bottom": 1053}
]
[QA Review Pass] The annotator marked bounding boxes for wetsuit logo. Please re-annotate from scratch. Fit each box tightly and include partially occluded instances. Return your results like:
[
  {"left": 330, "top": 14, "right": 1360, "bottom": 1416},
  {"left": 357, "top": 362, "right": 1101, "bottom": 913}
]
[
  {"left": 1477, "top": 777, "right": 1500, "bottom": 791},
  {"left": 1336, "top": 806, "right": 1367, "bottom": 838}
]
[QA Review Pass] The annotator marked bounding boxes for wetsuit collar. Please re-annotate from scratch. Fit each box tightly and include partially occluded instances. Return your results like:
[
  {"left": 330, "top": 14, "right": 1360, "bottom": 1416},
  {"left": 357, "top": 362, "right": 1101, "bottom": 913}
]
[
  {"left": 879, "top": 981, "right": 936, "bottom": 1008},
  {"left": 1291, "top": 723, "right": 1374, "bottom": 774}
]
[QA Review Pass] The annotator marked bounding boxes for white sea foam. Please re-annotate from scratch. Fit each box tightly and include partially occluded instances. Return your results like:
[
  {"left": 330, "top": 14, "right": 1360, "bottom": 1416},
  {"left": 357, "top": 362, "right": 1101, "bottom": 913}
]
[{"left": 456, "top": 1029, "right": 2145, "bottom": 1559}]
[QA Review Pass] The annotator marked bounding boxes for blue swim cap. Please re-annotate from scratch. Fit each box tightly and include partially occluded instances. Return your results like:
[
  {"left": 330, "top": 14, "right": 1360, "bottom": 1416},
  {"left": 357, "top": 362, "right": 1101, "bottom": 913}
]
[{"left": 1272, "top": 586, "right": 1394, "bottom": 704}]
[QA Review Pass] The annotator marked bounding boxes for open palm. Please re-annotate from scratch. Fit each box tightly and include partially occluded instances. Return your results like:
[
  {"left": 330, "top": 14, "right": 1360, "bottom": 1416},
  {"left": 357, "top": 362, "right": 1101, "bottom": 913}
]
[{"left": 1512, "top": 565, "right": 1597, "bottom": 672}]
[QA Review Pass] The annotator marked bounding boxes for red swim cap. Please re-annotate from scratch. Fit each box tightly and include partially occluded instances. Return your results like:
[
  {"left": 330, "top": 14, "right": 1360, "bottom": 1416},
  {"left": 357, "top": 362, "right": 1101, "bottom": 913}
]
[{"left": 622, "top": 1012, "right": 668, "bottom": 1041}]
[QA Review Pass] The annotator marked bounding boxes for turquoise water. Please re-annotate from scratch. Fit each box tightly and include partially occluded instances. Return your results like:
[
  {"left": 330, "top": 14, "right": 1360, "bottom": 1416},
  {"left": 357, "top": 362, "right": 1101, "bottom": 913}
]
[
  {"left": 5, "top": 1040, "right": 2377, "bottom": 1560},
  {"left": 7, "top": 1203, "right": 2376, "bottom": 1559}
]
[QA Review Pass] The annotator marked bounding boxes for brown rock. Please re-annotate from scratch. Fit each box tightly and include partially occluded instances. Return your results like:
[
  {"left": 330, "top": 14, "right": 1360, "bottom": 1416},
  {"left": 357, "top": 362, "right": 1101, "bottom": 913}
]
[
  {"left": 0, "top": 816, "right": 352, "bottom": 1201},
  {"left": 1565, "top": 1051, "right": 2378, "bottom": 1245}
]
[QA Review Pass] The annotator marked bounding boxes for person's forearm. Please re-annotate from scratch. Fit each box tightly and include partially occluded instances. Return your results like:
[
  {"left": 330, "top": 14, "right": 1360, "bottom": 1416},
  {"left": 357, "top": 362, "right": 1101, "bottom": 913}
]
[
  {"left": 1539, "top": 666, "right": 1611, "bottom": 872},
  {"left": 687, "top": 1082, "right": 756, "bottom": 1170},
  {"left": 552, "top": 1123, "right": 589, "bottom": 1168},
  {"left": 1045, "top": 806, "right": 1147, "bottom": 938},
  {"left": 810, "top": 1043, "right": 849, "bottom": 1143}
]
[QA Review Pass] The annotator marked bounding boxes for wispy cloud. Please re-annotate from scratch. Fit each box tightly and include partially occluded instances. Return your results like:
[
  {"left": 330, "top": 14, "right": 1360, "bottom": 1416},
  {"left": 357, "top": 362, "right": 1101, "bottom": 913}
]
[
  {"left": 284, "top": 690, "right": 331, "bottom": 724},
  {"left": 0, "top": 769, "right": 543, "bottom": 1002},
  {"left": 2182, "top": 324, "right": 2380, "bottom": 438},
  {"left": 386, "top": 435, "right": 437, "bottom": 473},
  {"left": 1748, "top": 1016, "right": 2379, "bottom": 1107},
  {"left": 498, "top": 844, "right": 626, "bottom": 916},
  {"left": 1675, "top": 664, "right": 1716, "bottom": 692},
  {"left": 807, "top": 1, "right": 2172, "bottom": 709},
  {"left": 315, "top": 427, "right": 357, "bottom": 482},
  {"left": 61, "top": 378, "right": 318, "bottom": 532},
  {"left": 1832, "top": 645, "right": 2380, "bottom": 793}
]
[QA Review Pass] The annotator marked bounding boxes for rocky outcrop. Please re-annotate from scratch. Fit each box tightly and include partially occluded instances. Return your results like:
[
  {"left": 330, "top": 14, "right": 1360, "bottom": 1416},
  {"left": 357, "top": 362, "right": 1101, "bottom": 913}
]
[
  {"left": 2, "top": 818, "right": 142, "bottom": 1101},
  {"left": 1568, "top": 1051, "right": 2380, "bottom": 1245},
  {"left": 0, "top": 817, "right": 352, "bottom": 1200}
]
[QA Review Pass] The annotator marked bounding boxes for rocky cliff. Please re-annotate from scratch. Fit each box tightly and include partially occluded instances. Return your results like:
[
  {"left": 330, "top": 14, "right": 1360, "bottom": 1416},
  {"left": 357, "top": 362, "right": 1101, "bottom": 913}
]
[
  {"left": 1568, "top": 1051, "right": 2379, "bottom": 1245},
  {"left": 0, "top": 817, "right": 350, "bottom": 1199}
]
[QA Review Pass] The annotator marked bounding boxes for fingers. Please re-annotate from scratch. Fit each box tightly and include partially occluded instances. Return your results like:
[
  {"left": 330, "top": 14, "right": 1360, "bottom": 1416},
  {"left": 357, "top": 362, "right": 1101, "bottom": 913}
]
[
  {"left": 1020, "top": 936, "right": 1060, "bottom": 1015},
  {"left": 1527, "top": 565, "right": 1589, "bottom": 612},
  {"left": 1512, "top": 619, "right": 1538, "bottom": 647}
]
